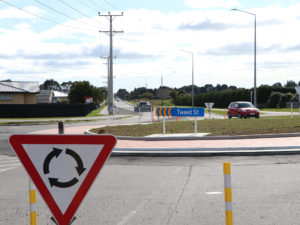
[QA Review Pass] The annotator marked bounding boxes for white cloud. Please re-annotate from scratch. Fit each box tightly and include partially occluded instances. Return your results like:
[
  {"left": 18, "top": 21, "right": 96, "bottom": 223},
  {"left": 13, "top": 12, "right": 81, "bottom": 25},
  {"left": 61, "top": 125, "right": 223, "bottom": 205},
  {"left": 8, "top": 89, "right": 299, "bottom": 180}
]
[
  {"left": 2, "top": 2, "right": 300, "bottom": 92},
  {"left": 0, "top": 6, "right": 44, "bottom": 19},
  {"left": 184, "top": 0, "right": 241, "bottom": 9}
]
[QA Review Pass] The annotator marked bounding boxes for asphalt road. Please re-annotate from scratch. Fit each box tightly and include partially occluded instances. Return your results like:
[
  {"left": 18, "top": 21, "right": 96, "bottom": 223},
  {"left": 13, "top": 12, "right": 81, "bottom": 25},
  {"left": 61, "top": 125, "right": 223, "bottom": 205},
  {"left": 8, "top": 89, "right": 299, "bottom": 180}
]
[{"left": 1, "top": 155, "right": 300, "bottom": 225}]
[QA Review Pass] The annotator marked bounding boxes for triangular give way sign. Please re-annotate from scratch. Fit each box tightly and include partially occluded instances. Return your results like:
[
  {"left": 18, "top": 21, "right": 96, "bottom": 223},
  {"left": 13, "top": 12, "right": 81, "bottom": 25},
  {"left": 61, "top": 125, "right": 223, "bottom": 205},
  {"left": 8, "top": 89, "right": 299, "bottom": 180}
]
[{"left": 9, "top": 134, "right": 117, "bottom": 225}]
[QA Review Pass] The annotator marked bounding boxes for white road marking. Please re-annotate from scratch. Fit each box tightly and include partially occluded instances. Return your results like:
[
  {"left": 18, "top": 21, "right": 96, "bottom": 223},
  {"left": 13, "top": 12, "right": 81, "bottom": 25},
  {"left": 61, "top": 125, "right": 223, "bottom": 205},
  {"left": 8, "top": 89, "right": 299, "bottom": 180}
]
[
  {"left": 0, "top": 156, "right": 21, "bottom": 173},
  {"left": 206, "top": 192, "right": 222, "bottom": 195},
  {"left": 0, "top": 163, "right": 21, "bottom": 167},
  {"left": 0, "top": 166, "right": 19, "bottom": 173}
]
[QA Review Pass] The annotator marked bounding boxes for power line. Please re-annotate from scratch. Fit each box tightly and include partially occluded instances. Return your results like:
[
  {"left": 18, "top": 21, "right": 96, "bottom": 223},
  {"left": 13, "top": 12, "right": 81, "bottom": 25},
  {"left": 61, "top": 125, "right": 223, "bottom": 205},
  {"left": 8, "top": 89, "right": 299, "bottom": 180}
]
[
  {"left": 33, "top": 0, "right": 98, "bottom": 29},
  {"left": 76, "top": 0, "right": 99, "bottom": 14},
  {"left": 58, "top": 0, "right": 99, "bottom": 25},
  {"left": 0, "top": 0, "right": 95, "bottom": 32},
  {"left": 102, "top": 0, "right": 120, "bottom": 12},
  {"left": 86, "top": 0, "right": 109, "bottom": 12}
]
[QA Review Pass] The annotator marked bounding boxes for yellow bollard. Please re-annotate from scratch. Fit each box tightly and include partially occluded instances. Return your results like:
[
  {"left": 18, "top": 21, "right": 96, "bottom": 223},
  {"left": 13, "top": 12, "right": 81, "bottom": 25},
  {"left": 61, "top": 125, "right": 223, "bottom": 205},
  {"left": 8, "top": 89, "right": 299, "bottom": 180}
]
[
  {"left": 223, "top": 162, "right": 233, "bottom": 225},
  {"left": 29, "top": 180, "right": 37, "bottom": 225}
]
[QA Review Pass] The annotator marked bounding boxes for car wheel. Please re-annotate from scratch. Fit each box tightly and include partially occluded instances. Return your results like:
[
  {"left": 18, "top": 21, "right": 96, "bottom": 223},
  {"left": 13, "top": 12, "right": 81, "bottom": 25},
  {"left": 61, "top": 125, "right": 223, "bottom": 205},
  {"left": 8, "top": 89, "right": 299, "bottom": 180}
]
[
  {"left": 255, "top": 114, "right": 260, "bottom": 119},
  {"left": 228, "top": 112, "right": 232, "bottom": 119},
  {"left": 244, "top": 115, "right": 247, "bottom": 119},
  {"left": 238, "top": 113, "right": 242, "bottom": 119}
]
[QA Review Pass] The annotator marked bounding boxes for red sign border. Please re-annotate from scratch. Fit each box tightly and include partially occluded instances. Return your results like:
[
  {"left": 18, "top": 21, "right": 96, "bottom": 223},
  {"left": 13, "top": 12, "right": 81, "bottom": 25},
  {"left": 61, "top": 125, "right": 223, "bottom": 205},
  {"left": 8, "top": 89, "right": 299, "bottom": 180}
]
[{"left": 9, "top": 134, "right": 117, "bottom": 225}]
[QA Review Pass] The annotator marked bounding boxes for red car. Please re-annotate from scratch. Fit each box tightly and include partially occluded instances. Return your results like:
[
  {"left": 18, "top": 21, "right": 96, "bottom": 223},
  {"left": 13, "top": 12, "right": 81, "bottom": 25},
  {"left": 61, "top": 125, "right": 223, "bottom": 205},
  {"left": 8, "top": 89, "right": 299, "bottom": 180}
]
[{"left": 227, "top": 101, "right": 259, "bottom": 119}]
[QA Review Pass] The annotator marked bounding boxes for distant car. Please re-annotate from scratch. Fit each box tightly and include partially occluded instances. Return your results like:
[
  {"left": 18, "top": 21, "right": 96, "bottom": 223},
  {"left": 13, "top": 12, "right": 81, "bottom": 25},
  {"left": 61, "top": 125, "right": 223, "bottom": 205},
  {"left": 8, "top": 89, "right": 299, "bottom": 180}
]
[
  {"left": 227, "top": 101, "right": 259, "bottom": 119},
  {"left": 134, "top": 101, "right": 152, "bottom": 112}
]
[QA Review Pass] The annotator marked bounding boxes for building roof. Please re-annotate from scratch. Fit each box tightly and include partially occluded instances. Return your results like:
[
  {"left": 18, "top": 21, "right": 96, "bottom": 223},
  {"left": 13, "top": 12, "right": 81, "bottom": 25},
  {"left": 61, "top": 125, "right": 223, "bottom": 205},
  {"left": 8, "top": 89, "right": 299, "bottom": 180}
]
[
  {"left": 53, "top": 91, "right": 68, "bottom": 97},
  {"left": 0, "top": 81, "right": 39, "bottom": 93}
]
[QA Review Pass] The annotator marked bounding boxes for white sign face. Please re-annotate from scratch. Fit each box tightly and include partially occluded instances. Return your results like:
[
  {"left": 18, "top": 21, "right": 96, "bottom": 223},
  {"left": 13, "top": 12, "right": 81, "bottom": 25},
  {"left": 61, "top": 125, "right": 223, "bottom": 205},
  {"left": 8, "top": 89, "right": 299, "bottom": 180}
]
[
  {"left": 23, "top": 144, "right": 103, "bottom": 214},
  {"left": 205, "top": 102, "right": 214, "bottom": 110}
]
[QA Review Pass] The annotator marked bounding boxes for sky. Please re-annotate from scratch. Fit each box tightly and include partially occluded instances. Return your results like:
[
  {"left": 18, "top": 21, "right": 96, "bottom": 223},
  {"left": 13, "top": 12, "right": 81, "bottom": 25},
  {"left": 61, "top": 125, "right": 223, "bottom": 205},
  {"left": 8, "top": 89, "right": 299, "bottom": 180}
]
[{"left": 1, "top": 0, "right": 300, "bottom": 92}]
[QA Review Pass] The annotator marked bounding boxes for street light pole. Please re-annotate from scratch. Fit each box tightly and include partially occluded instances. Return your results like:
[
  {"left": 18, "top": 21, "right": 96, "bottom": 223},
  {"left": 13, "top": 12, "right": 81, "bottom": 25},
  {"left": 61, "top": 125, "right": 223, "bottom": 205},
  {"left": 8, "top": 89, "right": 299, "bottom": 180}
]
[
  {"left": 181, "top": 50, "right": 196, "bottom": 134},
  {"left": 231, "top": 9, "right": 257, "bottom": 106},
  {"left": 180, "top": 50, "right": 194, "bottom": 107}
]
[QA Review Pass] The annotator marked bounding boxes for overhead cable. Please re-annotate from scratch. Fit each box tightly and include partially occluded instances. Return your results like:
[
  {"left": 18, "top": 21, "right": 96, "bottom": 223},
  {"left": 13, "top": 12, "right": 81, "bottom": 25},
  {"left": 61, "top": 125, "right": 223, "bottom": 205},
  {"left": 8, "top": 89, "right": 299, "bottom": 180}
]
[
  {"left": 0, "top": 0, "right": 96, "bottom": 32},
  {"left": 58, "top": 0, "right": 99, "bottom": 25},
  {"left": 33, "top": 0, "right": 98, "bottom": 29}
]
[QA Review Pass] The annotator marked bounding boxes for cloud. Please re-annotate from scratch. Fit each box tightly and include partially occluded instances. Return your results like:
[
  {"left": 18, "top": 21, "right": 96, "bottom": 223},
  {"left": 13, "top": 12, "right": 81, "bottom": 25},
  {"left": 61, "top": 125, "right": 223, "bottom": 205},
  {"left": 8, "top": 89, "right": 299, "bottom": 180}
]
[
  {"left": 184, "top": 0, "right": 241, "bottom": 9},
  {"left": 179, "top": 19, "right": 242, "bottom": 30},
  {"left": 0, "top": 6, "right": 44, "bottom": 19},
  {"left": 206, "top": 42, "right": 253, "bottom": 55},
  {"left": 42, "top": 60, "right": 92, "bottom": 67}
]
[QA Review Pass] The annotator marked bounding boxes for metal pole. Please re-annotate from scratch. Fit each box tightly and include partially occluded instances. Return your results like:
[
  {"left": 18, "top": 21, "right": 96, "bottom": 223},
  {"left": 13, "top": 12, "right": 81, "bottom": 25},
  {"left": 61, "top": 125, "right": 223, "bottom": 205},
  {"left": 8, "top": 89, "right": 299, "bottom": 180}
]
[
  {"left": 138, "top": 107, "right": 141, "bottom": 124},
  {"left": 291, "top": 102, "right": 293, "bottom": 119},
  {"left": 194, "top": 116, "right": 197, "bottom": 134},
  {"left": 298, "top": 97, "right": 300, "bottom": 117},
  {"left": 109, "top": 15, "right": 114, "bottom": 115},
  {"left": 163, "top": 116, "right": 166, "bottom": 135},
  {"left": 192, "top": 53, "right": 194, "bottom": 108},
  {"left": 231, "top": 9, "right": 257, "bottom": 106},
  {"left": 254, "top": 15, "right": 257, "bottom": 107}
]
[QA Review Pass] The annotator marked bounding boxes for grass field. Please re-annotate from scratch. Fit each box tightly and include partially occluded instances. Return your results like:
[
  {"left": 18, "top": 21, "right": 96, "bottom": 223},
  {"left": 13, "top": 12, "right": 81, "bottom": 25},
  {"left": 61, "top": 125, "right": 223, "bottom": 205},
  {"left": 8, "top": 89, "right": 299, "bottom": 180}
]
[
  {"left": 90, "top": 116, "right": 300, "bottom": 136},
  {"left": 260, "top": 108, "right": 299, "bottom": 112}
]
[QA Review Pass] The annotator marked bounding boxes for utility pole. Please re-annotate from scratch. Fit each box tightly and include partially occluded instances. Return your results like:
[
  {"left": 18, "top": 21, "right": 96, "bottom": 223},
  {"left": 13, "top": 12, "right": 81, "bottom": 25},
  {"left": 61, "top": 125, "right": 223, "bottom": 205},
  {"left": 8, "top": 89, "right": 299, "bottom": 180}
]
[
  {"left": 100, "top": 56, "right": 110, "bottom": 82},
  {"left": 99, "top": 12, "right": 123, "bottom": 115}
]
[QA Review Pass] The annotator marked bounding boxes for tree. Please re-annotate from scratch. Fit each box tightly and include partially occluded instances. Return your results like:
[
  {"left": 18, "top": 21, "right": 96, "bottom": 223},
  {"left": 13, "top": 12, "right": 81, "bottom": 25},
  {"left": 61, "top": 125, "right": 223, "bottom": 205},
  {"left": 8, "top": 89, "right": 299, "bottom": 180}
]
[
  {"left": 99, "top": 87, "right": 108, "bottom": 101},
  {"left": 68, "top": 81, "right": 104, "bottom": 104},
  {"left": 272, "top": 82, "right": 282, "bottom": 87},
  {"left": 285, "top": 80, "right": 297, "bottom": 88},
  {"left": 139, "top": 92, "right": 154, "bottom": 100},
  {"left": 60, "top": 81, "right": 73, "bottom": 92},
  {"left": 41, "top": 79, "right": 61, "bottom": 90},
  {"left": 117, "top": 89, "right": 130, "bottom": 100}
]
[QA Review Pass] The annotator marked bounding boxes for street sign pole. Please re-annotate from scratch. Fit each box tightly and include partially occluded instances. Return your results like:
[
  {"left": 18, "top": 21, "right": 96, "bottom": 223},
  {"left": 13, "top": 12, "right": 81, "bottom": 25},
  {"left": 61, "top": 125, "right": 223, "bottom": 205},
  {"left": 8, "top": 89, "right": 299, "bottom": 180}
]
[
  {"left": 295, "top": 86, "right": 300, "bottom": 116},
  {"left": 163, "top": 116, "right": 166, "bottom": 135},
  {"left": 194, "top": 116, "right": 197, "bottom": 135}
]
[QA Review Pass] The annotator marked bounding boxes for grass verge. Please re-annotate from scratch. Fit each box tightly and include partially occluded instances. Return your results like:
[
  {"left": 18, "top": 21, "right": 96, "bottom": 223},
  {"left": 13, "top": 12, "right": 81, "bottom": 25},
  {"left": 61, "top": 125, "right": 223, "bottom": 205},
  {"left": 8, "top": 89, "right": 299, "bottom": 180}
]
[
  {"left": 86, "top": 102, "right": 107, "bottom": 117},
  {"left": 90, "top": 116, "right": 300, "bottom": 136}
]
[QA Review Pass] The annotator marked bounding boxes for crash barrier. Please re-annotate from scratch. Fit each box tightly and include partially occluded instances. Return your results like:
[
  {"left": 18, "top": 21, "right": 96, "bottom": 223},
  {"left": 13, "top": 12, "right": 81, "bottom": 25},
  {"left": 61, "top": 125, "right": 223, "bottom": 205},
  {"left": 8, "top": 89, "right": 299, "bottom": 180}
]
[
  {"left": 0, "top": 103, "right": 96, "bottom": 118},
  {"left": 29, "top": 180, "right": 37, "bottom": 225},
  {"left": 223, "top": 162, "right": 233, "bottom": 225}
]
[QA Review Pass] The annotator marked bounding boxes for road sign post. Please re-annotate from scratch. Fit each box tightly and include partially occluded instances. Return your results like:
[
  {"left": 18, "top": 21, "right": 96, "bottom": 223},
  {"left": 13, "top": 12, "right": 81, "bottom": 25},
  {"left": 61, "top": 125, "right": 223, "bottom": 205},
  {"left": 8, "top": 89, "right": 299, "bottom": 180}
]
[
  {"left": 205, "top": 102, "right": 214, "bottom": 119},
  {"left": 9, "top": 134, "right": 117, "bottom": 225},
  {"left": 295, "top": 86, "right": 300, "bottom": 116}
]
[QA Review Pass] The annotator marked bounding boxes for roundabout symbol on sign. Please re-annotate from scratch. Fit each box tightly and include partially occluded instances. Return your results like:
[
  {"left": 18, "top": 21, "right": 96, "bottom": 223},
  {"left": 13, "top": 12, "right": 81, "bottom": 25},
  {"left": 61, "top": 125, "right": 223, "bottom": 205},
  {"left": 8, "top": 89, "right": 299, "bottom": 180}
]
[{"left": 43, "top": 148, "right": 86, "bottom": 188}]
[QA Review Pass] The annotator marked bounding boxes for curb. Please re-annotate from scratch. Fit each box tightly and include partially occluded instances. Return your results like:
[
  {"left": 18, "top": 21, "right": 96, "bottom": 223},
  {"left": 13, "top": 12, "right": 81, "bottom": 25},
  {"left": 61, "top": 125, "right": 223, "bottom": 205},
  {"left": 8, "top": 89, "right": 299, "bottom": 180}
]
[
  {"left": 112, "top": 146, "right": 300, "bottom": 156},
  {"left": 85, "top": 130, "right": 300, "bottom": 141}
]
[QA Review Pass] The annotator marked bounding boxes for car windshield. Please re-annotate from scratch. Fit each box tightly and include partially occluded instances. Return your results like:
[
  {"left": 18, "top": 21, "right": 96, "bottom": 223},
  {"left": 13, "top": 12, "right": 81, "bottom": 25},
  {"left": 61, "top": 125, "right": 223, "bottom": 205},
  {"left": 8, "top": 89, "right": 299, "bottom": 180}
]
[
  {"left": 139, "top": 102, "right": 147, "bottom": 106},
  {"left": 238, "top": 102, "right": 254, "bottom": 108}
]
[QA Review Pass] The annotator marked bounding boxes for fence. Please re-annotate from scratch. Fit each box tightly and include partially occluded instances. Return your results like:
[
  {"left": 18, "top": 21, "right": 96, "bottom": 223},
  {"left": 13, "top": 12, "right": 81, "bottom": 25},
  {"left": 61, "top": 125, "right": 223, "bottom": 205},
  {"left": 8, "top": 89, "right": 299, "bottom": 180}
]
[{"left": 0, "top": 103, "right": 96, "bottom": 118}]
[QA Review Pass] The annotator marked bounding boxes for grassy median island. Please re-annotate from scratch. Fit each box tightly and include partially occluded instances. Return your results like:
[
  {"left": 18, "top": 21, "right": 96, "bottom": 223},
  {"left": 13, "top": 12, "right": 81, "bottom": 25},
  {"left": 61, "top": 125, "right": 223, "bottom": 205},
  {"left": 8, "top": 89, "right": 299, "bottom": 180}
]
[{"left": 90, "top": 116, "right": 300, "bottom": 136}]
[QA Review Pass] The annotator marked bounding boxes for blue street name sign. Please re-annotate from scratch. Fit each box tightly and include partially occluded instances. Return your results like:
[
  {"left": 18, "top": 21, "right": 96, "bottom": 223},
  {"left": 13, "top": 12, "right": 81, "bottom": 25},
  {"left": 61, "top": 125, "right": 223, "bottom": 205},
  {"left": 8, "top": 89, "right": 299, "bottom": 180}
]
[{"left": 156, "top": 107, "right": 204, "bottom": 117}]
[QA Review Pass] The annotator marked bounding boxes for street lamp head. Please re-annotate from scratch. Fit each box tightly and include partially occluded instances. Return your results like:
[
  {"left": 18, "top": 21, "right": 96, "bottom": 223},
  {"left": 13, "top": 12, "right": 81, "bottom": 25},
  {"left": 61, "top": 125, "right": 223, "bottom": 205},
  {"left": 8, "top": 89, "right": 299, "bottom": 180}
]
[{"left": 231, "top": 8, "right": 237, "bottom": 11}]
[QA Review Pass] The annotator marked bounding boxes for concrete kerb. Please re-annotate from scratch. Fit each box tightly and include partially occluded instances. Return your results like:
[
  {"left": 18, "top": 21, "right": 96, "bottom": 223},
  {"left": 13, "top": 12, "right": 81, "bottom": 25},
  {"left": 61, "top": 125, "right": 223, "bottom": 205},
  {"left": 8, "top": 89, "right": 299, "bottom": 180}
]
[
  {"left": 112, "top": 146, "right": 300, "bottom": 156},
  {"left": 85, "top": 129, "right": 300, "bottom": 141},
  {"left": 84, "top": 129, "right": 300, "bottom": 156}
]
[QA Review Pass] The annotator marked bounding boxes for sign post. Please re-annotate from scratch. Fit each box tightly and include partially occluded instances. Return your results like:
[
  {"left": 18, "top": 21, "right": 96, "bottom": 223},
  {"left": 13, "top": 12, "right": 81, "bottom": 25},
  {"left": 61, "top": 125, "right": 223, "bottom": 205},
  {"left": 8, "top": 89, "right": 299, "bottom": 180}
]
[
  {"left": 295, "top": 86, "right": 300, "bottom": 116},
  {"left": 9, "top": 134, "right": 117, "bottom": 225},
  {"left": 205, "top": 102, "right": 214, "bottom": 119}
]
